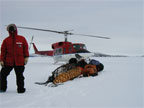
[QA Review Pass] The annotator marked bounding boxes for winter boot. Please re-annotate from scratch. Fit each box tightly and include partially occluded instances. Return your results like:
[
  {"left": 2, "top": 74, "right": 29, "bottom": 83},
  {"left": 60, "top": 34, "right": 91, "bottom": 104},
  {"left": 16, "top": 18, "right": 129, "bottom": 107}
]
[
  {"left": 17, "top": 88, "right": 26, "bottom": 93},
  {"left": 0, "top": 89, "right": 6, "bottom": 93}
]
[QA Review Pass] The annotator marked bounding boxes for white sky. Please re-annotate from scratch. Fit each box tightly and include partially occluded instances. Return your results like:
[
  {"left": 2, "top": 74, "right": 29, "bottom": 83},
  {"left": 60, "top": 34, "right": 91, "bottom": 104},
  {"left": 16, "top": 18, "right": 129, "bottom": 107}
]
[{"left": 0, "top": 0, "right": 143, "bottom": 56}]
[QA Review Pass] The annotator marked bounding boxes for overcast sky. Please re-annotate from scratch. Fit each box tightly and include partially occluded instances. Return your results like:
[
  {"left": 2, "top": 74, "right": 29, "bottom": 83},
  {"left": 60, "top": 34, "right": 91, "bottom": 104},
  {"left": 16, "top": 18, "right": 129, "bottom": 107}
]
[{"left": 0, "top": 0, "right": 143, "bottom": 56}]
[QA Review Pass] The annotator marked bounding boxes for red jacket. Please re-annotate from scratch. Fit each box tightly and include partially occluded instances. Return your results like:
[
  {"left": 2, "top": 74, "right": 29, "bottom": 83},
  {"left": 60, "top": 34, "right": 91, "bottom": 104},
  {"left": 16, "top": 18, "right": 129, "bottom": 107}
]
[{"left": 0, "top": 24, "right": 29, "bottom": 66}]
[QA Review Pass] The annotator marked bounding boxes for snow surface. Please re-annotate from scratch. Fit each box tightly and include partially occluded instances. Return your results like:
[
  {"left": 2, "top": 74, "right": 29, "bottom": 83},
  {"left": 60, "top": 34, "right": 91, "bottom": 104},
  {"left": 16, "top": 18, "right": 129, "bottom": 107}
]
[{"left": 0, "top": 56, "right": 143, "bottom": 108}]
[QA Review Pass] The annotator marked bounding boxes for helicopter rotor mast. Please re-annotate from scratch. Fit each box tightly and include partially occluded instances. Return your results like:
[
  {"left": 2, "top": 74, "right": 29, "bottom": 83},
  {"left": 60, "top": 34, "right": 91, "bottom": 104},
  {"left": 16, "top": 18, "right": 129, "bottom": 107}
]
[{"left": 17, "top": 26, "right": 110, "bottom": 42}]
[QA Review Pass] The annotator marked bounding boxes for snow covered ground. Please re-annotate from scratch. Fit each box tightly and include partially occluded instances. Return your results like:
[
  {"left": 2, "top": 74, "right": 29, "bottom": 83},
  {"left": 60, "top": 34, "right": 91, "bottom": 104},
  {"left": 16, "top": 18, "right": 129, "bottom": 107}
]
[{"left": 0, "top": 56, "right": 143, "bottom": 108}]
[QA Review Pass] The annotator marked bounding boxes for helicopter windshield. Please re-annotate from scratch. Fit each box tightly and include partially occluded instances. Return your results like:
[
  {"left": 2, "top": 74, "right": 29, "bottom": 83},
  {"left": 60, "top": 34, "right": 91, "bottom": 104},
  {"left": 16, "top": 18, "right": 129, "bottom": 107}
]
[{"left": 73, "top": 44, "right": 87, "bottom": 51}]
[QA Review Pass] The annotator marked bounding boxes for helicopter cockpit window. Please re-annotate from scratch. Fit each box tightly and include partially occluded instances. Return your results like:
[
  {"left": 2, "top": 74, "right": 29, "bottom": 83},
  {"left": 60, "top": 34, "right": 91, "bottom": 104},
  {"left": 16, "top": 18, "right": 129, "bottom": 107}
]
[
  {"left": 82, "top": 45, "right": 87, "bottom": 50},
  {"left": 73, "top": 44, "right": 87, "bottom": 51}
]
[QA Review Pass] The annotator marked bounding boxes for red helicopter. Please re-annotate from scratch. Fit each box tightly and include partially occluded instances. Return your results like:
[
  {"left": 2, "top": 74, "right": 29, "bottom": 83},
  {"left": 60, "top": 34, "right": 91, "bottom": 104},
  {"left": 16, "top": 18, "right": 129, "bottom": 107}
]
[{"left": 17, "top": 26, "right": 110, "bottom": 63}]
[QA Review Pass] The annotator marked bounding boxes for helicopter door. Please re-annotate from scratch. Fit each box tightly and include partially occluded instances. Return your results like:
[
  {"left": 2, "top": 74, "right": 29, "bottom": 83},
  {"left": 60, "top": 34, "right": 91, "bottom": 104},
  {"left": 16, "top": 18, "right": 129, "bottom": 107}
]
[
  {"left": 63, "top": 45, "right": 73, "bottom": 54},
  {"left": 63, "top": 48, "right": 66, "bottom": 54},
  {"left": 68, "top": 46, "right": 73, "bottom": 53}
]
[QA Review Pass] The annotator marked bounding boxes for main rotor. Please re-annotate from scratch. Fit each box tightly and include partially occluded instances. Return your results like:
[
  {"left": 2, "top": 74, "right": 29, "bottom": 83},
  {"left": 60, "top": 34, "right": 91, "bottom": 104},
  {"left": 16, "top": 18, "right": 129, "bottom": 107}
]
[{"left": 17, "top": 26, "right": 110, "bottom": 42}]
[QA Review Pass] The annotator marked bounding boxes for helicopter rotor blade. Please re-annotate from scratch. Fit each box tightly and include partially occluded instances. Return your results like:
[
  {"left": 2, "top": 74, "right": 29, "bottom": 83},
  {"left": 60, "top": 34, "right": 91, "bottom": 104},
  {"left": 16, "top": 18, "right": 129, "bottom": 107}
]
[
  {"left": 17, "top": 26, "right": 110, "bottom": 39},
  {"left": 71, "top": 33, "right": 110, "bottom": 39},
  {"left": 17, "top": 26, "right": 64, "bottom": 34}
]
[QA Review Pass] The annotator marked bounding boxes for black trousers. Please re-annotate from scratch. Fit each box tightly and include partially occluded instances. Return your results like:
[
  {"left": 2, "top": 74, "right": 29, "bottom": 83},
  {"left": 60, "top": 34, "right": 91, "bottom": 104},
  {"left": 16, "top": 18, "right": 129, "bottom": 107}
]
[{"left": 0, "top": 66, "right": 25, "bottom": 91}]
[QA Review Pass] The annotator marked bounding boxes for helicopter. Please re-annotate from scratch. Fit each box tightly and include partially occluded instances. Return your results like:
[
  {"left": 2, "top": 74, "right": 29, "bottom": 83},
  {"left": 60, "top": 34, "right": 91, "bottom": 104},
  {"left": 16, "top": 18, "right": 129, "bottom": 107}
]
[{"left": 17, "top": 26, "right": 110, "bottom": 63}]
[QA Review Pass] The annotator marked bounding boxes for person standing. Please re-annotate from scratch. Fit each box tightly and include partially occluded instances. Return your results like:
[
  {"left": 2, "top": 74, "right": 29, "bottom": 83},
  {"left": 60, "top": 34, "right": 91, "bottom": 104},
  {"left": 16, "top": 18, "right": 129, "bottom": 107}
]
[{"left": 0, "top": 24, "right": 29, "bottom": 93}]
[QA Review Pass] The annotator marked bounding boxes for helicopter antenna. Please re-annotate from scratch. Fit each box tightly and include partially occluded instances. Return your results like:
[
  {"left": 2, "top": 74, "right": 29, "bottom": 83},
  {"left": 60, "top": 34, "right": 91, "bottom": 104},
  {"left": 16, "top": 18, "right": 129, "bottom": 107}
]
[{"left": 17, "top": 26, "right": 110, "bottom": 42}]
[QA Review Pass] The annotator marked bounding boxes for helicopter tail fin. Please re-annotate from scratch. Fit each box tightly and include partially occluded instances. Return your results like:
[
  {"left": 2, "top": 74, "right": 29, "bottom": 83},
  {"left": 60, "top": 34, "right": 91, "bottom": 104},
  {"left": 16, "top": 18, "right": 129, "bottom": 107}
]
[{"left": 32, "top": 43, "right": 39, "bottom": 53}]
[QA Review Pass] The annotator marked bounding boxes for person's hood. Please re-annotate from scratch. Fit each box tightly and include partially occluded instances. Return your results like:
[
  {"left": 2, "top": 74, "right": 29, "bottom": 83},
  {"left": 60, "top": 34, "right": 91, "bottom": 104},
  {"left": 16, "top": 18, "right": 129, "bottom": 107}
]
[{"left": 7, "top": 24, "right": 18, "bottom": 36}]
